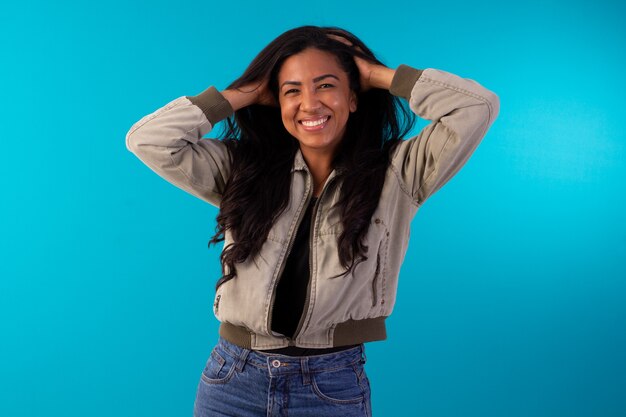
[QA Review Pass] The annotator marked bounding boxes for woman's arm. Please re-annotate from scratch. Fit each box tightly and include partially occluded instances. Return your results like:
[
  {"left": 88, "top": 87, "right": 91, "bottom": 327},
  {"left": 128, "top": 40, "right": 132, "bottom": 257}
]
[
  {"left": 125, "top": 80, "right": 272, "bottom": 208},
  {"left": 352, "top": 48, "right": 499, "bottom": 205},
  {"left": 387, "top": 65, "right": 500, "bottom": 205},
  {"left": 125, "top": 86, "right": 234, "bottom": 208}
]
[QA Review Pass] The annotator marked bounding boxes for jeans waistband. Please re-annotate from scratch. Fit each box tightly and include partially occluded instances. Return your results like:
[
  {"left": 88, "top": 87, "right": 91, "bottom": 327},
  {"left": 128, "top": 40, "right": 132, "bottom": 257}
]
[{"left": 216, "top": 336, "right": 367, "bottom": 375}]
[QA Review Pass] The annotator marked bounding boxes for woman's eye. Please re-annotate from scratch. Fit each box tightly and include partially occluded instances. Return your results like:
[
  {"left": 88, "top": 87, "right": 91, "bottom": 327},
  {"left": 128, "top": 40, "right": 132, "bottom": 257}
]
[
  {"left": 319, "top": 83, "right": 334, "bottom": 89},
  {"left": 284, "top": 89, "right": 299, "bottom": 95}
]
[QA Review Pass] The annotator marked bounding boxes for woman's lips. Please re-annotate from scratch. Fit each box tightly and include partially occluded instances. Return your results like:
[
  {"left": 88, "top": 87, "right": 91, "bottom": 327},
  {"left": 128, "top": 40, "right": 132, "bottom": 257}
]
[{"left": 299, "top": 115, "right": 330, "bottom": 131}]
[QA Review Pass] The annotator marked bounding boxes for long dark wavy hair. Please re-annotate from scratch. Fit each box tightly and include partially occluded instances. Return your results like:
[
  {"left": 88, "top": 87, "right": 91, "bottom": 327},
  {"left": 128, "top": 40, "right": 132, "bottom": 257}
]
[{"left": 209, "top": 26, "right": 416, "bottom": 290}]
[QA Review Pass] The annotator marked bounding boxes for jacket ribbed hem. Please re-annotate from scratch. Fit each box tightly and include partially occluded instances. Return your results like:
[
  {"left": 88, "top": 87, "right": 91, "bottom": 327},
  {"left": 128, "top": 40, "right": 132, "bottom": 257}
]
[
  {"left": 185, "top": 86, "right": 234, "bottom": 126},
  {"left": 390, "top": 64, "right": 423, "bottom": 100},
  {"left": 219, "top": 317, "right": 388, "bottom": 350},
  {"left": 333, "top": 317, "right": 387, "bottom": 345}
]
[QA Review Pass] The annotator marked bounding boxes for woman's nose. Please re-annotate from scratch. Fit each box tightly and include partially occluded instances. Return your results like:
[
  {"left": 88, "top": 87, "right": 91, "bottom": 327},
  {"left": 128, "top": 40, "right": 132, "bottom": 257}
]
[{"left": 300, "top": 90, "right": 321, "bottom": 112}]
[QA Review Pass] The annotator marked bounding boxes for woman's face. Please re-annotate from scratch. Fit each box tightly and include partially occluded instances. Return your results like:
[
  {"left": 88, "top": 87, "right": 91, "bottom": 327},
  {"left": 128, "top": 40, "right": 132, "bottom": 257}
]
[{"left": 277, "top": 48, "right": 357, "bottom": 157}]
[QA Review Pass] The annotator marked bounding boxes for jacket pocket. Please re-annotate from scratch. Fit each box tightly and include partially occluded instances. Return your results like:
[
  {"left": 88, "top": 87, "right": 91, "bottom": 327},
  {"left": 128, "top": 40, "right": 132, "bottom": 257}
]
[
  {"left": 213, "top": 294, "right": 221, "bottom": 316},
  {"left": 371, "top": 251, "right": 381, "bottom": 307},
  {"left": 370, "top": 218, "right": 390, "bottom": 308}
]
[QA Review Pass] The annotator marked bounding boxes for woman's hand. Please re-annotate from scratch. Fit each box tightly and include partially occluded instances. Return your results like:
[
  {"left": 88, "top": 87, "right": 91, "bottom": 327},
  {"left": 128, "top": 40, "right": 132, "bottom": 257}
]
[
  {"left": 244, "top": 78, "right": 277, "bottom": 106},
  {"left": 327, "top": 34, "right": 396, "bottom": 92},
  {"left": 354, "top": 55, "right": 395, "bottom": 92},
  {"left": 221, "top": 78, "right": 277, "bottom": 111}
]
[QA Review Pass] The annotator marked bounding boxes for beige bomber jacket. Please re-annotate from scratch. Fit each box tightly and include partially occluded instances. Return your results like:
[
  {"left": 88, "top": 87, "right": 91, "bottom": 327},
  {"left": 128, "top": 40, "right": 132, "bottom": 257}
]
[{"left": 126, "top": 65, "right": 500, "bottom": 349}]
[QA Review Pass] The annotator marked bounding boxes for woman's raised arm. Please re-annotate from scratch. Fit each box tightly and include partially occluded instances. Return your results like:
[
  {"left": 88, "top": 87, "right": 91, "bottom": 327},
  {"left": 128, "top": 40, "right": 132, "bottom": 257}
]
[
  {"left": 125, "top": 86, "right": 234, "bottom": 207},
  {"left": 349, "top": 51, "right": 500, "bottom": 205},
  {"left": 386, "top": 64, "right": 500, "bottom": 205},
  {"left": 125, "top": 79, "right": 272, "bottom": 208},
  {"left": 333, "top": 35, "right": 499, "bottom": 206}
]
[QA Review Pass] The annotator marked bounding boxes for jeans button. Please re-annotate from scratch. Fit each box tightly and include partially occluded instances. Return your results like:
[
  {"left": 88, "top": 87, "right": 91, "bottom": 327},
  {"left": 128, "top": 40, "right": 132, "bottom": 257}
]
[{"left": 272, "top": 359, "right": 281, "bottom": 368}]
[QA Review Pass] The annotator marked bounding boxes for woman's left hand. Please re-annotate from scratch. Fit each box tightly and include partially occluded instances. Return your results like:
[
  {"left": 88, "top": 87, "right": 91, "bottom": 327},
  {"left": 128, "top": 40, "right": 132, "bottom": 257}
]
[
  {"left": 327, "top": 34, "right": 396, "bottom": 91},
  {"left": 356, "top": 57, "right": 396, "bottom": 92}
]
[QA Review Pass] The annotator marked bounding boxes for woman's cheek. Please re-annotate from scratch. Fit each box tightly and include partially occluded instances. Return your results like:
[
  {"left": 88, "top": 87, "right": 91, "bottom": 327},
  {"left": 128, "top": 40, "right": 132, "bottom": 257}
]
[{"left": 280, "top": 105, "right": 297, "bottom": 134}]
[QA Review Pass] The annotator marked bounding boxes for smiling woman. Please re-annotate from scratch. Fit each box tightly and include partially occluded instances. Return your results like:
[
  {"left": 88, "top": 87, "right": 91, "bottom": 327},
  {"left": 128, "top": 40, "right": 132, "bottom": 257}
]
[
  {"left": 125, "top": 25, "right": 500, "bottom": 417},
  {"left": 277, "top": 49, "right": 358, "bottom": 168}
]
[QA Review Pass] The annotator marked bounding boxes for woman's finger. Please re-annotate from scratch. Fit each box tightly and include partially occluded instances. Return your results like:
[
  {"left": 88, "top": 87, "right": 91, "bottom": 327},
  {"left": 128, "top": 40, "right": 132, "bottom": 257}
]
[{"left": 327, "top": 34, "right": 352, "bottom": 46}]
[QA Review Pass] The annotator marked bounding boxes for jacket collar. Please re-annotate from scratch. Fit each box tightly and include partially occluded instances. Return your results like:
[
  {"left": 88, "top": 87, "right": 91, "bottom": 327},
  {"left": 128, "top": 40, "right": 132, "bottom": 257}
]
[
  {"left": 291, "top": 147, "right": 308, "bottom": 172},
  {"left": 290, "top": 147, "right": 347, "bottom": 176}
]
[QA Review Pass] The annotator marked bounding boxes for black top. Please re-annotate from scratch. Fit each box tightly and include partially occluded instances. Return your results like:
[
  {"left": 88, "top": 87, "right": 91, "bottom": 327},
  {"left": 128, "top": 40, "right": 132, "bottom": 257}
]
[{"left": 264, "top": 196, "right": 359, "bottom": 356}]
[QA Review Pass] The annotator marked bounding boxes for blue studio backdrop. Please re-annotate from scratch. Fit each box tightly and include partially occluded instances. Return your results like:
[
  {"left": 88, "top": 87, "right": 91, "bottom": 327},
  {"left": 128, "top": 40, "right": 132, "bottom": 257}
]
[{"left": 1, "top": 0, "right": 625, "bottom": 416}]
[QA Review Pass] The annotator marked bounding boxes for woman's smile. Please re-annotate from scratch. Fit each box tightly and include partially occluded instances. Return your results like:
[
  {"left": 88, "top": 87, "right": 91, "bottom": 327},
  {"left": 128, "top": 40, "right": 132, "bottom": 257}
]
[{"left": 299, "top": 115, "right": 331, "bottom": 130}]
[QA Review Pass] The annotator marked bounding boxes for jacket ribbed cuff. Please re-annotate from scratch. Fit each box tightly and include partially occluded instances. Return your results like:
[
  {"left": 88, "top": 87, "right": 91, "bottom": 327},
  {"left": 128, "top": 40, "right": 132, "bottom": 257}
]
[
  {"left": 186, "top": 86, "right": 234, "bottom": 126},
  {"left": 390, "top": 64, "right": 423, "bottom": 101}
]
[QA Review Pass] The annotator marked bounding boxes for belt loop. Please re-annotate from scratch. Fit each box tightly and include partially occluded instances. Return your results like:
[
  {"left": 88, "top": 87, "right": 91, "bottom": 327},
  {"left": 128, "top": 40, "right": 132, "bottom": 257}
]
[
  {"left": 300, "top": 357, "right": 311, "bottom": 385},
  {"left": 360, "top": 344, "right": 367, "bottom": 363},
  {"left": 235, "top": 347, "right": 250, "bottom": 372}
]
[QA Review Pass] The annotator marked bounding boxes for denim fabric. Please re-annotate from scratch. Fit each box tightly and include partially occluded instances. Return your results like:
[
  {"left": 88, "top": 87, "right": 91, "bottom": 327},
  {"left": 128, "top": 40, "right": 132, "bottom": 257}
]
[{"left": 193, "top": 337, "right": 372, "bottom": 417}]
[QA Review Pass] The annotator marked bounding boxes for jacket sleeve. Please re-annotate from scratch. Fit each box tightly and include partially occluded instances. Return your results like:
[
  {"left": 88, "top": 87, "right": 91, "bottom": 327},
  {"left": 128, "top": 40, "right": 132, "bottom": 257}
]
[
  {"left": 125, "top": 86, "right": 235, "bottom": 208},
  {"left": 389, "top": 65, "right": 500, "bottom": 205}
]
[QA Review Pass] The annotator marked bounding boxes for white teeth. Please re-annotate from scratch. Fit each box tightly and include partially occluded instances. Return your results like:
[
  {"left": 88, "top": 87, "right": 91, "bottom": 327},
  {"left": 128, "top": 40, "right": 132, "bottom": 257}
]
[{"left": 301, "top": 116, "right": 329, "bottom": 127}]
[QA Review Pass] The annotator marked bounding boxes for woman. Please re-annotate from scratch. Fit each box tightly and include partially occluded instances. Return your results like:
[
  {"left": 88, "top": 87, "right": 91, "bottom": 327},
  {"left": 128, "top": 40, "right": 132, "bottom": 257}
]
[{"left": 126, "top": 25, "right": 499, "bottom": 417}]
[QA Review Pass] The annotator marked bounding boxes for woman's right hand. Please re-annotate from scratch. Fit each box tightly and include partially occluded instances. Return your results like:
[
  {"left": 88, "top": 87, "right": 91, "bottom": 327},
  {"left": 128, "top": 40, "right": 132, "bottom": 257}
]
[{"left": 221, "top": 78, "right": 277, "bottom": 111}]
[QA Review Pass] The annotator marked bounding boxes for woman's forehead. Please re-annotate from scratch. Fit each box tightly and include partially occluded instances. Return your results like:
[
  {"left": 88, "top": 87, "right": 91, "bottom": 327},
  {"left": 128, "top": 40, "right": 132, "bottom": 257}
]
[{"left": 278, "top": 48, "right": 346, "bottom": 82}]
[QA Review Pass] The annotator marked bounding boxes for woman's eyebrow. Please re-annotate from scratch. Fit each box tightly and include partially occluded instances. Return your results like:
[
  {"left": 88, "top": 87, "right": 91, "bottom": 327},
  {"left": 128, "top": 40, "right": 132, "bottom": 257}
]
[{"left": 280, "top": 74, "right": 340, "bottom": 89}]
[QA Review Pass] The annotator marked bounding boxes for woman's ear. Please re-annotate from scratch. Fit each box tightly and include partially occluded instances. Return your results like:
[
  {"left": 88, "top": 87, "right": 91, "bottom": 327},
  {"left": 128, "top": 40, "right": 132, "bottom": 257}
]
[{"left": 349, "top": 91, "right": 357, "bottom": 113}]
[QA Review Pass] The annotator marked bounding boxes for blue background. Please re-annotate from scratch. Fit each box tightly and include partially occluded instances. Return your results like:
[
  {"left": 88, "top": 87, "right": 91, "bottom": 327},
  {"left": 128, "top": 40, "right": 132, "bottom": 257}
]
[{"left": 1, "top": 0, "right": 625, "bottom": 416}]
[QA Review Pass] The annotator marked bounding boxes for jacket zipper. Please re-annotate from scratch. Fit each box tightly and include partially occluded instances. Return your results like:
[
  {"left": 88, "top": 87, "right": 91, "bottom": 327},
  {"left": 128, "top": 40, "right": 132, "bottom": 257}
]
[
  {"left": 291, "top": 175, "right": 337, "bottom": 343},
  {"left": 290, "top": 197, "right": 319, "bottom": 344},
  {"left": 266, "top": 173, "right": 313, "bottom": 338}
]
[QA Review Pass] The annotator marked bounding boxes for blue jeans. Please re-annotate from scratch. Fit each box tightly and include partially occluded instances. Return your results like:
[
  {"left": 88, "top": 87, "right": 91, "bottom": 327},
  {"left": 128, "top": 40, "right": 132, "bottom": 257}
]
[{"left": 193, "top": 336, "right": 372, "bottom": 417}]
